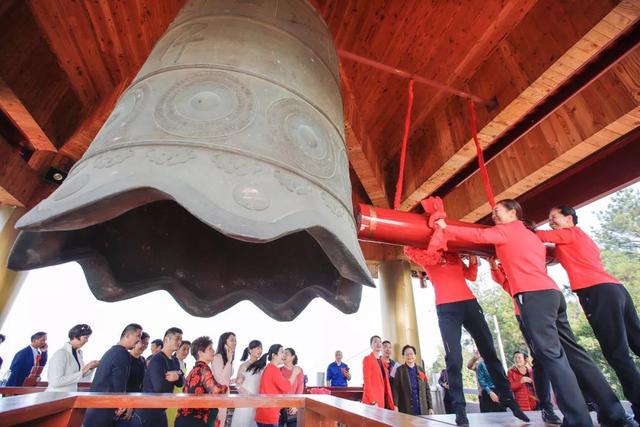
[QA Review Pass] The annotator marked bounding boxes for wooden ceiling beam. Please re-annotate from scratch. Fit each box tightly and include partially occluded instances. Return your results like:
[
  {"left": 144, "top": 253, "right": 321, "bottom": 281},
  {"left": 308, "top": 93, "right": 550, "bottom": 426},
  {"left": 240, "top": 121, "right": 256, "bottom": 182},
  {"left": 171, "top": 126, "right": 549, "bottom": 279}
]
[
  {"left": 341, "top": 67, "right": 390, "bottom": 207},
  {"left": 442, "top": 48, "right": 640, "bottom": 221},
  {"left": 399, "top": 0, "right": 639, "bottom": 211},
  {"left": 0, "top": 78, "right": 56, "bottom": 152},
  {"left": 515, "top": 127, "right": 640, "bottom": 225},
  {"left": 0, "top": 138, "right": 42, "bottom": 207}
]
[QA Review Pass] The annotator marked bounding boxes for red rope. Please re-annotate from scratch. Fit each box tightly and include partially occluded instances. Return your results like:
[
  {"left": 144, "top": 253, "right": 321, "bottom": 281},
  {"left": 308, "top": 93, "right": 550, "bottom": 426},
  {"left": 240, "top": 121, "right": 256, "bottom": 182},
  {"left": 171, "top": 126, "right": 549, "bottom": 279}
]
[
  {"left": 469, "top": 99, "right": 496, "bottom": 208},
  {"left": 394, "top": 79, "right": 415, "bottom": 210}
]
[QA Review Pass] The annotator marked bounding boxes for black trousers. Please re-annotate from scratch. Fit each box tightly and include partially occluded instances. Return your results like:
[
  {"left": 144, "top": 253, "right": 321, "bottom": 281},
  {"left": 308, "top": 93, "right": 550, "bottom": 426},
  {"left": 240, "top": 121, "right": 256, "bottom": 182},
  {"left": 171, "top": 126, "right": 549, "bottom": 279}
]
[
  {"left": 83, "top": 408, "right": 117, "bottom": 427},
  {"left": 576, "top": 283, "right": 640, "bottom": 422},
  {"left": 443, "top": 389, "right": 454, "bottom": 414},
  {"left": 479, "top": 388, "right": 506, "bottom": 413},
  {"left": 138, "top": 408, "right": 167, "bottom": 427},
  {"left": 516, "top": 315, "right": 553, "bottom": 412},
  {"left": 437, "top": 299, "right": 513, "bottom": 415},
  {"left": 517, "top": 289, "right": 626, "bottom": 427},
  {"left": 175, "top": 416, "right": 207, "bottom": 427}
]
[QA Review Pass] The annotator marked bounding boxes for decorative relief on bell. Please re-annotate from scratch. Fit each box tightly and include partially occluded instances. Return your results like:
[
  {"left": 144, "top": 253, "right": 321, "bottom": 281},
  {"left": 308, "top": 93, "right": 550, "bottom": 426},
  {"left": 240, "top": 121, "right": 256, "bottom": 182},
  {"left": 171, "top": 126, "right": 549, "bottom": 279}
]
[
  {"left": 154, "top": 71, "right": 255, "bottom": 139},
  {"left": 267, "top": 98, "right": 339, "bottom": 180}
]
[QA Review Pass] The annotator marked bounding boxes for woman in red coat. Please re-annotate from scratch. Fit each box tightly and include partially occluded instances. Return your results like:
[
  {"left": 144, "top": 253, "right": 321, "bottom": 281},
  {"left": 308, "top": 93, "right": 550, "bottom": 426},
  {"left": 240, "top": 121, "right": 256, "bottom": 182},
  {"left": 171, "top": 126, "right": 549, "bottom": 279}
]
[
  {"left": 507, "top": 351, "right": 537, "bottom": 411},
  {"left": 537, "top": 205, "right": 640, "bottom": 423},
  {"left": 362, "top": 335, "right": 395, "bottom": 410}
]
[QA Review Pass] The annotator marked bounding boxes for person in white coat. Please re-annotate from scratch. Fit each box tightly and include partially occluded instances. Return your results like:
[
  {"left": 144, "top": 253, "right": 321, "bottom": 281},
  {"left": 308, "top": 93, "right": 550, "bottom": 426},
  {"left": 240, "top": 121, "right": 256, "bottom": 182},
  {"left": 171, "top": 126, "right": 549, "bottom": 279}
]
[{"left": 46, "top": 324, "right": 99, "bottom": 391}]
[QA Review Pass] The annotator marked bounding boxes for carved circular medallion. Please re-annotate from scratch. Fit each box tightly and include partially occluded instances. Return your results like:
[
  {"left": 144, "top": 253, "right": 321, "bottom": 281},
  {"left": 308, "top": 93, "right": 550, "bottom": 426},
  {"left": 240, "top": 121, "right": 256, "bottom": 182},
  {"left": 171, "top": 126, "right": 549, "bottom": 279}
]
[
  {"left": 267, "top": 98, "right": 337, "bottom": 179},
  {"left": 155, "top": 71, "right": 254, "bottom": 139},
  {"left": 232, "top": 182, "right": 270, "bottom": 211}
]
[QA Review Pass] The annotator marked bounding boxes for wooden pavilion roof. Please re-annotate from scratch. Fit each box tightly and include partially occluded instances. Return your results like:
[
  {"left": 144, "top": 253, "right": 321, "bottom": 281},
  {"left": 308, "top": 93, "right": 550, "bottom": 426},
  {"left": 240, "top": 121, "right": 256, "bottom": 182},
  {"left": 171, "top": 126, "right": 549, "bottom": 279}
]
[{"left": 1, "top": 0, "right": 639, "bottom": 263}]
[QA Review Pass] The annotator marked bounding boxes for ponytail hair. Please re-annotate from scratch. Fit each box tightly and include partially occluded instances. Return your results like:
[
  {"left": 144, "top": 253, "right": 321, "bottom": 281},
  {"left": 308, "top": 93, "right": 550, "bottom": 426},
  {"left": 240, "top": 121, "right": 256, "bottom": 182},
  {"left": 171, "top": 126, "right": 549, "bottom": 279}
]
[
  {"left": 247, "top": 343, "right": 281, "bottom": 375},
  {"left": 240, "top": 347, "right": 250, "bottom": 362},
  {"left": 285, "top": 347, "right": 298, "bottom": 366},
  {"left": 497, "top": 199, "right": 536, "bottom": 232},
  {"left": 522, "top": 219, "right": 537, "bottom": 232},
  {"left": 240, "top": 339, "right": 262, "bottom": 361}
]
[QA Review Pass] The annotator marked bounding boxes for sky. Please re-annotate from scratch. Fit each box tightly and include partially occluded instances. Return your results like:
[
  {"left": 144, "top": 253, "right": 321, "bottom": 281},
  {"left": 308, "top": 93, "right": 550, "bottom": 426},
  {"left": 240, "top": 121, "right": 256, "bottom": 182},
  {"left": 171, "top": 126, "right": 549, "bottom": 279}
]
[{"left": 0, "top": 181, "right": 637, "bottom": 387}]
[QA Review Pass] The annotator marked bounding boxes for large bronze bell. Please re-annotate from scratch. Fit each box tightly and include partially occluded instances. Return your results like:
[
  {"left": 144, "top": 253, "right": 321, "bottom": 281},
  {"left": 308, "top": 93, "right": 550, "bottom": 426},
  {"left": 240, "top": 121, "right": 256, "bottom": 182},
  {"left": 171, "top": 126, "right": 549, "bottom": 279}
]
[{"left": 9, "top": 0, "right": 373, "bottom": 321}]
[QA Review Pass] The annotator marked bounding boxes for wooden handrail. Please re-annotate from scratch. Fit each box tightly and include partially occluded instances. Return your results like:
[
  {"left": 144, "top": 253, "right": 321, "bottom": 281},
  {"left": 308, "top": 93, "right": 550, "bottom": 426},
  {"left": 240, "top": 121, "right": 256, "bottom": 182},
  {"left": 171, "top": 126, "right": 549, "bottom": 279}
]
[
  {"left": 0, "top": 393, "right": 78, "bottom": 426},
  {"left": 0, "top": 392, "right": 429, "bottom": 426},
  {"left": 72, "top": 393, "right": 306, "bottom": 408}
]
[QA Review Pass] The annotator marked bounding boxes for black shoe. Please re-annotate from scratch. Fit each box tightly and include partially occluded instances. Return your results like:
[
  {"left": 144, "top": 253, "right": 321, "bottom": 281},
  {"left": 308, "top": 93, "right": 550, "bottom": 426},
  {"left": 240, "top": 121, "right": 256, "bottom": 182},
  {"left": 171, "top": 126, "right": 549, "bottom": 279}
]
[
  {"left": 541, "top": 409, "right": 562, "bottom": 425},
  {"left": 455, "top": 411, "right": 469, "bottom": 426},
  {"left": 502, "top": 398, "right": 530, "bottom": 423},
  {"left": 599, "top": 413, "right": 639, "bottom": 427}
]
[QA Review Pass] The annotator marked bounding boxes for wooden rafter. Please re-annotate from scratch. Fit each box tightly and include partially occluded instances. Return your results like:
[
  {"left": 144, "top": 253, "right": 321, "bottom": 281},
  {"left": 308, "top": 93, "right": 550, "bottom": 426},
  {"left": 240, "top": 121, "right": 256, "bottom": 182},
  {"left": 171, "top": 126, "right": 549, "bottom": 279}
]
[
  {"left": 400, "top": 0, "right": 640, "bottom": 211},
  {"left": 0, "top": 138, "right": 42, "bottom": 207},
  {"left": 443, "top": 48, "right": 640, "bottom": 221},
  {"left": 0, "top": 78, "right": 56, "bottom": 152}
]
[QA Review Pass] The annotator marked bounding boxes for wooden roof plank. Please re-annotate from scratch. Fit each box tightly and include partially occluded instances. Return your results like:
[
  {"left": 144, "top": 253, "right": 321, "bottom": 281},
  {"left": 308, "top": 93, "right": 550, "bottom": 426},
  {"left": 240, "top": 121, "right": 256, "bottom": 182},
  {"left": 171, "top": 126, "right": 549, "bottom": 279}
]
[
  {"left": 443, "top": 49, "right": 640, "bottom": 221},
  {"left": 400, "top": 0, "right": 639, "bottom": 211}
]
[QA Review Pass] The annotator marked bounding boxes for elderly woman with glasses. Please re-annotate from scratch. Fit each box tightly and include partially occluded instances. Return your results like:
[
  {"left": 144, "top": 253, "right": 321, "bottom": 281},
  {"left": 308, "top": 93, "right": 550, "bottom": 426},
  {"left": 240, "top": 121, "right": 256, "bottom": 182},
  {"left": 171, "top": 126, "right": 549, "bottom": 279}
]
[
  {"left": 46, "top": 324, "right": 99, "bottom": 392},
  {"left": 392, "top": 345, "right": 433, "bottom": 416}
]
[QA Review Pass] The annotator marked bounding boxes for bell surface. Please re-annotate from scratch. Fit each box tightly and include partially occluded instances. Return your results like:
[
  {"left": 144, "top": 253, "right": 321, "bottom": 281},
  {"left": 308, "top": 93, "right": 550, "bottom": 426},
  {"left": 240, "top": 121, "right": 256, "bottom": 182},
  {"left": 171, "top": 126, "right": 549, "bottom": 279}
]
[{"left": 9, "top": 0, "right": 373, "bottom": 321}]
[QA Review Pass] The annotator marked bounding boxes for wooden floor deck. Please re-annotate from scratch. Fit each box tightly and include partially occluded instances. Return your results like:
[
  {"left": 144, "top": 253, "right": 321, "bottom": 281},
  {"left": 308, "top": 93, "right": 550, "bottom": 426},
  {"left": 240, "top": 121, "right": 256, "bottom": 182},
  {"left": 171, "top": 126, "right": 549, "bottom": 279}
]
[{"left": 419, "top": 410, "right": 612, "bottom": 426}]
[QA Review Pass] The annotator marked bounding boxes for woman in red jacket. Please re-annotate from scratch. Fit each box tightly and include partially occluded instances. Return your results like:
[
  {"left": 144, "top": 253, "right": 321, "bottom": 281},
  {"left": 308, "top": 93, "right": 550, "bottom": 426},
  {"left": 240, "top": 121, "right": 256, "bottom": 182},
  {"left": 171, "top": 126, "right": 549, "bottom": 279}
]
[
  {"left": 362, "top": 335, "right": 395, "bottom": 410},
  {"left": 435, "top": 199, "right": 630, "bottom": 427},
  {"left": 507, "top": 351, "right": 537, "bottom": 411},
  {"left": 255, "top": 344, "right": 301, "bottom": 427},
  {"left": 537, "top": 205, "right": 640, "bottom": 424},
  {"left": 403, "top": 250, "right": 528, "bottom": 427},
  {"left": 490, "top": 258, "right": 560, "bottom": 424}
]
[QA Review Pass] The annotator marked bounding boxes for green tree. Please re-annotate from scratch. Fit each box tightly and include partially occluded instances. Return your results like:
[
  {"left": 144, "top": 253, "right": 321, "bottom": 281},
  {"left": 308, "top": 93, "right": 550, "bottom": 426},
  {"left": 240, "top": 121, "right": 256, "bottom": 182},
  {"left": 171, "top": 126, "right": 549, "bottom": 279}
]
[{"left": 594, "top": 188, "right": 640, "bottom": 255}]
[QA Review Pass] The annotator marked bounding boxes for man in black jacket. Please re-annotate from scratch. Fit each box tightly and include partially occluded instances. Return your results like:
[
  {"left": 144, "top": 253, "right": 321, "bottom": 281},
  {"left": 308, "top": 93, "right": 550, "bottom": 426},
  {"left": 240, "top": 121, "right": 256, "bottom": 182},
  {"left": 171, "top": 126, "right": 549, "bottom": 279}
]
[
  {"left": 83, "top": 323, "right": 143, "bottom": 427},
  {"left": 139, "top": 327, "right": 184, "bottom": 427}
]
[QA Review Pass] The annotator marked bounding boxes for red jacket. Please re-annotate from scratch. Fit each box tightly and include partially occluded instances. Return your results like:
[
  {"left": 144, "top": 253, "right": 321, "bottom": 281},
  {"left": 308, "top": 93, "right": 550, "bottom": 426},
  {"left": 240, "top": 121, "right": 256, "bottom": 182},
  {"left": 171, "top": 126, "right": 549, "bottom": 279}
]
[
  {"left": 362, "top": 352, "right": 394, "bottom": 409},
  {"left": 491, "top": 264, "right": 519, "bottom": 315},
  {"left": 445, "top": 221, "right": 558, "bottom": 295},
  {"left": 536, "top": 227, "right": 620, "bottom": 291},
  {"left": 405, "top": 249, "right": 477, "bottom": 305},
  {"left": 507, "top": 366, "right": 537, "bottom": 411},
  {"left": 255, "top": 363, "right": 292, "bottom": 424}
]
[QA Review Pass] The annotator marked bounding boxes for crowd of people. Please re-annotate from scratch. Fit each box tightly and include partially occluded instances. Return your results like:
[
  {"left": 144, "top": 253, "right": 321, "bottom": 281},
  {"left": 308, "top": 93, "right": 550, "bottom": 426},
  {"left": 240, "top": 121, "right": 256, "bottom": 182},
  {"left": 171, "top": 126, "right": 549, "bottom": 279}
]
[
  {"left": 0, "top": 201, "right": 638, "bottom": 427},
  {"left": 0, "top": 324, "right": 307, "bottom": 427}
]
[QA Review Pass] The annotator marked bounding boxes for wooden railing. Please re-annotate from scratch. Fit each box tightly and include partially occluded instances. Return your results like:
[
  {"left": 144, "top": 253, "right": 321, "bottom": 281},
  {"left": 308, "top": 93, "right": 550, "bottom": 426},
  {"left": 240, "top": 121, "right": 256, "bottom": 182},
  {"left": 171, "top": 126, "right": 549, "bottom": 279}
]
[
  {"left": 0, "top": 392, "right": 432, "bottom": 426},
  {"left": 304, "top": 386, "right": 363, "bottom": 401}
]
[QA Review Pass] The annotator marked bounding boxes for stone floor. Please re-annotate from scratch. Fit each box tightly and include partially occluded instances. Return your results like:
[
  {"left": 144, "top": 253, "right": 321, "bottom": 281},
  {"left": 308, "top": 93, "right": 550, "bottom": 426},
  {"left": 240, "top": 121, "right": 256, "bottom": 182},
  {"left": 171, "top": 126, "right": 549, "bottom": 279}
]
[{"left": 418, "top": 410, "right": 611, "bottom": 426}]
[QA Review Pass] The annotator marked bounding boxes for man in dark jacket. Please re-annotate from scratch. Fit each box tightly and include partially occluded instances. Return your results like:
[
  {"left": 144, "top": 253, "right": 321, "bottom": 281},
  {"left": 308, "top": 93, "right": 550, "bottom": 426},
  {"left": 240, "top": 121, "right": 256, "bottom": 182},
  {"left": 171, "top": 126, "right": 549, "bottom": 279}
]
[
  {"left": 83, "top": 323, "right": 143, "bottom": 427},
  {"left": 139, "top": 327, "right": 184, "bottom": 427},
  {"left": 6, "top": 331, "right": 48, "bottom": 386}
]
